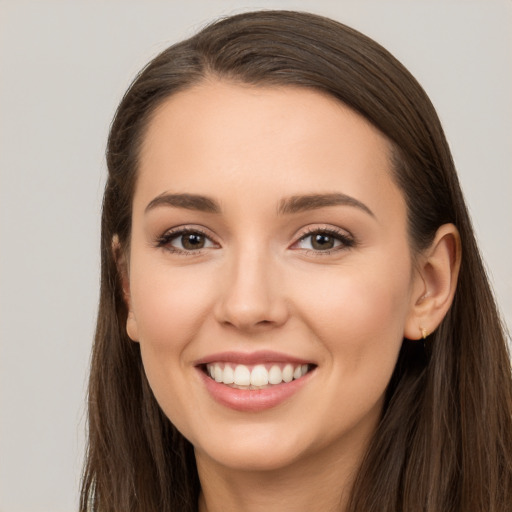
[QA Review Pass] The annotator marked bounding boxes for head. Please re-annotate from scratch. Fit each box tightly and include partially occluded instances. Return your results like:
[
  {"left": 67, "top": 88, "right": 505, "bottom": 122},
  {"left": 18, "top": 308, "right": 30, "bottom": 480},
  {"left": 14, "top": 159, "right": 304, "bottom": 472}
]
[{"left": 82, "top": 10, "right": 511, "bottom": 512}]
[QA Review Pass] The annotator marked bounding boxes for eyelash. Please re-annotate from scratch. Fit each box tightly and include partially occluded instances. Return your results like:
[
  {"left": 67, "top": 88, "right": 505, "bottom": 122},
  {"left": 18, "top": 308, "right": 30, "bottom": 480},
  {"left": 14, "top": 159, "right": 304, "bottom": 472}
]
[
  {"left": 155, "top": 226, "right": 355, "bottom": 255},
  {"left": 293, "top": 227, "right": 356, "bottom": 255},
  {"left": 156, "top": 227, "right": 216, "bottom": 255}
]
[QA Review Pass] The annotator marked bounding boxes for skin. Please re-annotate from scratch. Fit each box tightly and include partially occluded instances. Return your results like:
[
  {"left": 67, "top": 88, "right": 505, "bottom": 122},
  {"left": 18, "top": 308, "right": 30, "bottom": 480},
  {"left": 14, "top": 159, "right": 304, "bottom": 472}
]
[{"left": 121, "top": 80, "right": 460, "bottom": 512}]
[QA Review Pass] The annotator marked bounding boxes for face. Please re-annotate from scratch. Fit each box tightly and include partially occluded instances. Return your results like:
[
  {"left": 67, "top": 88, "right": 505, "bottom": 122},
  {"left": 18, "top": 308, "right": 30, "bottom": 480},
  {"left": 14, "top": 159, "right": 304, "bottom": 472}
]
[{"left": 124, "top": 81, "right": 422, "bottom": 474}]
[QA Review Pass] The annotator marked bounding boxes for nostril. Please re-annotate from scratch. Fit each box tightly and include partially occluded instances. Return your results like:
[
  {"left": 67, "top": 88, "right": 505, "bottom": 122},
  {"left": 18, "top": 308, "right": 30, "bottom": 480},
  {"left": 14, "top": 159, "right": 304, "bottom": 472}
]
[
  {"left": 221, "top": 316, "right": 283, "bottom": 331},
  {"left": 214, "top": 269, "right": 290, "bottom": 330}
]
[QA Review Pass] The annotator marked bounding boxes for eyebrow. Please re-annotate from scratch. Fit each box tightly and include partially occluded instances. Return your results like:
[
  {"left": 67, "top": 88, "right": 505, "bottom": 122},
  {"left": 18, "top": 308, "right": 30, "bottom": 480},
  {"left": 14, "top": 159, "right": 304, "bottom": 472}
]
[
  {"left": 145, "top": 193, "right": 220, "bottom": 214},
  {"left": 277, "top": 193, "right": 375, "bottom": 217},
  {"left": 144, "top": 191, "right": 374, "bottom": 218}
]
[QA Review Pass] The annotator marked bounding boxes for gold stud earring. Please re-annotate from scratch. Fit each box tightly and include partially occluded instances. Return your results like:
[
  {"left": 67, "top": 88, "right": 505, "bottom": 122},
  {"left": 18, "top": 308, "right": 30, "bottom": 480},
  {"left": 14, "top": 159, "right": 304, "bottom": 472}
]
[{"left": 420, "top": 326, "right": 429, "bottom": 339}]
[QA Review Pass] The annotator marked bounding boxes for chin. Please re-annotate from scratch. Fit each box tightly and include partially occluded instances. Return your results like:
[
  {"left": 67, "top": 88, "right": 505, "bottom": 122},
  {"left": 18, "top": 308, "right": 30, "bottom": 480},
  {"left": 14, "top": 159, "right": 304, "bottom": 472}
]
[
  {"left": 198, "top": 442, "right": 305, "bottom": 473},
  {"left": 191, "top": 420, "right": 324, "bottom": 473}
]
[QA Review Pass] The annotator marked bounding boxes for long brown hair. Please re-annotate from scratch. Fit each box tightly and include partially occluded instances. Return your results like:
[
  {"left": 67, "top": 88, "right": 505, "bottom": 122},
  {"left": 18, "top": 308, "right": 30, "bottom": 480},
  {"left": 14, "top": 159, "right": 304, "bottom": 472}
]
[{"left": 80, "top": 10, "right": 512, "bottom": 511}]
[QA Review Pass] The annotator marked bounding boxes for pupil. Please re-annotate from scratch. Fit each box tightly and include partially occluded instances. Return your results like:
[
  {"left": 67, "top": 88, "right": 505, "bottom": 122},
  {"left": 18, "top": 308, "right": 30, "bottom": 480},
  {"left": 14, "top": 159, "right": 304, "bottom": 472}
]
[
  {"left": 312, "top": 234, "right": 334, "bottom": 250},
  {"left": 183, "top": 233, "right": 204, "bottom": 250}
]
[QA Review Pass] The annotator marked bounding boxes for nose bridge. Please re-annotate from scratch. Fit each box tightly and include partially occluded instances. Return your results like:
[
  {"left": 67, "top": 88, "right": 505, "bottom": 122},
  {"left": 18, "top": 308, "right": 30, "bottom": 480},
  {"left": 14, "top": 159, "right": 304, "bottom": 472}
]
[{"left": 215, "top": 239, "right": 287, "bottom": 330}]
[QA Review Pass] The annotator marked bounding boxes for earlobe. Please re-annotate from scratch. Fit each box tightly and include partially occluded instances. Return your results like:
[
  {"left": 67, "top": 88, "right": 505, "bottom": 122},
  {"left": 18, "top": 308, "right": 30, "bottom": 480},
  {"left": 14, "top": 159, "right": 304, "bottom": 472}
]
[
  {"left": 404, "top": 224, "right": 461, "bottom": 340},
  {"left": 112, "top": 235, "right": 139, "bottom": 342},
  {"left": 126, "top": 311, "right": 139, "bottom": 342}
]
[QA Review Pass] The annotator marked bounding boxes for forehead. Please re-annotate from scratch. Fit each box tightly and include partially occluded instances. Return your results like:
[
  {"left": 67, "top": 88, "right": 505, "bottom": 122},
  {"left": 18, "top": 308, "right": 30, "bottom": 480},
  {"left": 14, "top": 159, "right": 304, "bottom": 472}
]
[{"left": 136, "top": 80, "right": 403, "bottom": 219}]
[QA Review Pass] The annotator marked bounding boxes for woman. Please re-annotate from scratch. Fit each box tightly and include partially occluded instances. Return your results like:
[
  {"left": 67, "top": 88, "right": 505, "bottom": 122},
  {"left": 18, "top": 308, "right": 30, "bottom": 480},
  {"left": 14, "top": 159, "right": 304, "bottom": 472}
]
[{"left": 80, "top": 10, "right": 512, "bottom": 512}]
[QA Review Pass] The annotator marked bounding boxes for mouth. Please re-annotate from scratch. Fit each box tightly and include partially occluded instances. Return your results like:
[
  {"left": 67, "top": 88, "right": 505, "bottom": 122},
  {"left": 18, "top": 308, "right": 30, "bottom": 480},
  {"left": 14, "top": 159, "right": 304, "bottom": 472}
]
[
  {"left": 202, "top": 362, "right": 315, "bottom": 390},
  {"left": 195, "top": 351, "right": 317, "bottom": 411}
]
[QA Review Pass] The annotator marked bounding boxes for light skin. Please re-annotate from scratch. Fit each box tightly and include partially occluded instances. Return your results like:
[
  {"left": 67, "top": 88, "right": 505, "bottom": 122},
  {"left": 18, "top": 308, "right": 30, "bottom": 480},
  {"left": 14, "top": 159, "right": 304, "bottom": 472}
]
[{"left": 118, "top": 80, "right": 460, "bottom": 512}]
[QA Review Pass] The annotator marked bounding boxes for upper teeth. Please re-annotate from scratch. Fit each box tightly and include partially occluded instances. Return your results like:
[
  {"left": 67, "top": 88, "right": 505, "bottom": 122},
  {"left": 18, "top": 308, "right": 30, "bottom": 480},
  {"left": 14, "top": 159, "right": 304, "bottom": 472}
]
[{"left": 206, "top": 363, "right": 309, "bottom": 388}]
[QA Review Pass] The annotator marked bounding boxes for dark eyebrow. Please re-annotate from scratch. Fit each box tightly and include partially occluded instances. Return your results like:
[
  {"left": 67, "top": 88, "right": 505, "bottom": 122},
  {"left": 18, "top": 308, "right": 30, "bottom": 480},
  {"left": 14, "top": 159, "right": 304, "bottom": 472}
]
[
  {"left": 145, "top": 193, "right": 220, "bottom": 214},
  {"left": 278, "top": 193, "right": 375, "bottom": 217}
]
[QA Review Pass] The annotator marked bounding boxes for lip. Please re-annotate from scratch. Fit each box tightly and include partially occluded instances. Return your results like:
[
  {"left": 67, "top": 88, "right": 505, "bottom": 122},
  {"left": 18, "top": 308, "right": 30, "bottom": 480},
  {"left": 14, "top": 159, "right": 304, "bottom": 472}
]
[
  {"left": 193, "top": 350, "right": 313, "bottom": 366},
  {"left": 195, "top": 351, "right": 316, "bottom": 412}
]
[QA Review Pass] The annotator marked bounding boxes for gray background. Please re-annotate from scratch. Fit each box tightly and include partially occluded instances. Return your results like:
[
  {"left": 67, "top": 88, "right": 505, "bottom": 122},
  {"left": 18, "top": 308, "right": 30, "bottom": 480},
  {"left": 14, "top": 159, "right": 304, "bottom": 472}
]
[{"left": 0, "top": 1, "right": 510, "bottom": 510}]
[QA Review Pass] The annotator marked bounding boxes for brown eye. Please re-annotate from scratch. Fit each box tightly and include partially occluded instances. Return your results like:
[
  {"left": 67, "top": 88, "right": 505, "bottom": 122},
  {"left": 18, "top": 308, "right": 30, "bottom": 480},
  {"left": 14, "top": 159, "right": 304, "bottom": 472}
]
[
  {"left": 294, "top": 229, "right": 355, "bottom": 253},
  {"left": 311, "top": 233, "right": 336, "bottom": 250},
  {"left": 181, "top": 233, "right": 206, "bottom": 250},
  {"left": 158, "top": 229, "right": 217, "bottom": 253}
]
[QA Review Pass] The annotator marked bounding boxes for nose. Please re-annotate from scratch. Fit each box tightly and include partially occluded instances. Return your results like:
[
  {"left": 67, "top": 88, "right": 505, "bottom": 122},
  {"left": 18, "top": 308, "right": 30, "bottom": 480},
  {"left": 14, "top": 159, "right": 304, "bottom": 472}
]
[{"left": 214, "top": 246, "right": 289, "bottom": 332}]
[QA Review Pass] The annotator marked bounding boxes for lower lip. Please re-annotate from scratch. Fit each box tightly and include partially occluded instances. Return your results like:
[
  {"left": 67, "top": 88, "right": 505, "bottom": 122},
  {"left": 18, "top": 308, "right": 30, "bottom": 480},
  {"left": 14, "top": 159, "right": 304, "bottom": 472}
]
[{"left": 198, "top": 368, "right": 313, "bottom": 412}]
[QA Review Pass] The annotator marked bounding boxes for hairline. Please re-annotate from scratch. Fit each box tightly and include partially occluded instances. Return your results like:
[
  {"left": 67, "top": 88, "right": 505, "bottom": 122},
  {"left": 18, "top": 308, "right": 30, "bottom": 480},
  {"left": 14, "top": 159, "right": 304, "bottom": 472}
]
[{"left": 125, "top": 74, "right": 422, "bottom": 255}]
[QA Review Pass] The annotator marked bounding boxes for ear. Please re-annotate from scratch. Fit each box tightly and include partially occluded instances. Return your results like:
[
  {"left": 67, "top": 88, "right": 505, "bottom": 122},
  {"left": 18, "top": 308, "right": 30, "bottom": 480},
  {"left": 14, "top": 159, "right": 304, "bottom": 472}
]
[
  {"left": 112, "top": 235, "right": 139, "bottom": 342},
  {"left": 404, "top": 224, "right": 461, "bottom": 340}
]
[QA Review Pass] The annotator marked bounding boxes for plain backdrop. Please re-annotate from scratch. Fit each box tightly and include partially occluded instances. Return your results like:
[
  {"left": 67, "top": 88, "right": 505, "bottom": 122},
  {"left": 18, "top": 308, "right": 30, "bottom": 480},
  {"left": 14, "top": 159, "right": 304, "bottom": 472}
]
[{"left": 0, "top": 1, "right": 510, "bottom": 510}]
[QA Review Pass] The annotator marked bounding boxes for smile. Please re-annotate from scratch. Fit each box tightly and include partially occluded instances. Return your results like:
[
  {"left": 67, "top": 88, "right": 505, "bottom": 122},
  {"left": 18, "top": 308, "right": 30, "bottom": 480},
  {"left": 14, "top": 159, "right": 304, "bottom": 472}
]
[
  {"left": 195, "top": 352, "right": 316, "bottom": 412},
  {"left": 205, "top": 362, "right": 311, "bottom": 389}
]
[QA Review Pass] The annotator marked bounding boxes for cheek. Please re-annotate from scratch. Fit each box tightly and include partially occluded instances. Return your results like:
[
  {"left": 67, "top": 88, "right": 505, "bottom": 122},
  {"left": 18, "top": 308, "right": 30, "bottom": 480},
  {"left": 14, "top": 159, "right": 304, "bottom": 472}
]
[
  {"left": 319, "top": 278, "right": 407, "bottom": 340},
  {"left": 129, "top": 263, "right": 216, "bottom": 430},
  {"left": 128, "top": 261, "right": 217, "bottom": 413},
  {"left": 295, "top": 255, "right": 413, "bottom": 369},
  {"left": 129, "top": 261, "right": 214, "bottom": 347}
]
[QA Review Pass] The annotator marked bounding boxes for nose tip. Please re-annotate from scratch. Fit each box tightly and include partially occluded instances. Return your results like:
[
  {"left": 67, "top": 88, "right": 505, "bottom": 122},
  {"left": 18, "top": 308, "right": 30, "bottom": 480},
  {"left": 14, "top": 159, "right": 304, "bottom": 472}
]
[
  {"left": 220, "top": 302, "right": 284, "bottom": 331},
  {"left": 214, "top": 255, "right": 289, "bottom": 331}
]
